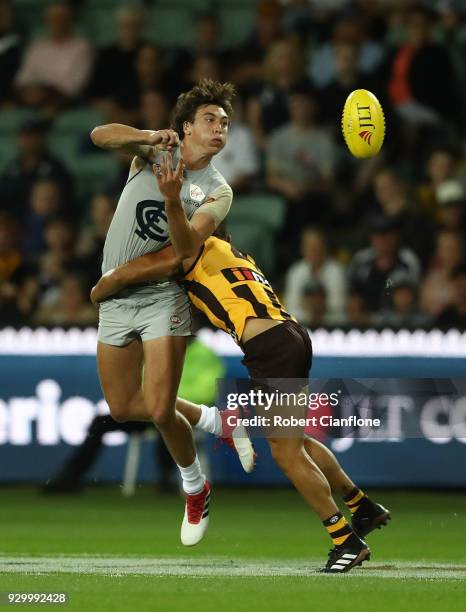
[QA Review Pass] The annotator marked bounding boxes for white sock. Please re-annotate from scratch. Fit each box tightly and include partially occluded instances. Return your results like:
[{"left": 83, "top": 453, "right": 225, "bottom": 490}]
[
  {"left": 178, "top": 456, "right": 206, "bottom": 495},
  {"left": 196, "top": 404, "right": 222, "bottom": 436}
]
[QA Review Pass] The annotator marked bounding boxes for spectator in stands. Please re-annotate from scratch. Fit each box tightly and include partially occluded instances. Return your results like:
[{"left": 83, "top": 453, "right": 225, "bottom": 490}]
[
  {"left": 346, "top": 290, "right": 373, "bottom": 328},
  {"left": 14, "top": 2, "right": 93, "bottom": 111},
  {"left": 348, "top": 214, "right": 421, "bottom": 313},
  {"left": 212, "top": 96, "right": 259, "bottom": 193},
  {"left": 232, "top": 0, "right": 285, "bottom": 86},
  {"left": 386, "top": 6, "right": 463, "bottom": 131},
  {"left": 173, "top": 14, "right": 229, "bottom": 86},
  {"left": 266, "top": 85, "right": 337, "bottom": 232},
  {"left": 284, "top": 227, "right": 346, "bottom": 325},
  {"left": 374, "top": 270, "right": 431, "bottom": 329},
  {"left": 22, "top": 179, "right": 63, "bottom": 258},
  {"left": 138, "top": 89, "right": 170, "bottom": 132},
  {"left": 247, "top": 38, "right": 311, "bottom": 149},
  {"left": 0, "top": 213, "right": 29, "bottom": 325},
  {"left": 0, "top": 0, "right": 22, "bottom": 105},
  {"left": 86, "top": 5, "right": 144, "bottom": 113},
  {"left": 434, "top": 264, "right": 466, "bottom": 330},
  {"left": 370, "top": 167, "right": 435, "bottom": 265},
  {"left": 320, "top": 42, "right": 367, "bottom": 128},
  {"left": 33, "top": 217, "right": 79, "bottom": 311},
  {"left": 132, "top": 44, "right": 171, "bottom": 107},
  {"left": 190, "top": 14, "right": 223, "bottom": 60},
  {"left": 436, "top": 0, "right": 466, "bottom": 91},
  {"left": 76, "top": 193, "right": 116, "bottom": 283},
  {"left": 420, "top": 229, "right": 464, "bottom": 318},
  {"left": 309, "top": 15, "right": 384, "bottom": 89},
  {"left": 298, "top": 279, "right": 329, "bottom": 328},
  {"left": 0, "top": 119, "right": 73, "bottom": 215},
  {"left": 180, "top": 54, "right": 222, "bottom": 91},
  {"left": 418, "top": 146, "right": 460, "bottom": 214},
  {"left": 34, "top": 273, "right": 97, "bottom": 326},
  {"left": 435, "top": 179, "right": 465, "bottom": 231}
]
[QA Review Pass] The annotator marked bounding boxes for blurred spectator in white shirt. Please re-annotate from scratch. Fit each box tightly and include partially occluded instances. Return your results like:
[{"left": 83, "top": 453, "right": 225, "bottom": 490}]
[
  {"left": 213, "top": 97, "right": 259, "bottom": 193},
  {"left": 284, "top": 227, "right": 346, "bottom": 324},
  {"left": 15, "top": 2, "right": 93, "bottom": 109},
  {"left": 420, "top": 229, "right": 464, "bottom": 318},
  {"left": 266, "top": 85, "right": 337, "bottom": 243}
]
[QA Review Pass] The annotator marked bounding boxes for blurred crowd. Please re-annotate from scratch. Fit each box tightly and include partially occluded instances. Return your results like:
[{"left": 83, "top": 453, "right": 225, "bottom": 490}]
[{"left": 0, "top": 0, "right": 465, "bottom": 330}]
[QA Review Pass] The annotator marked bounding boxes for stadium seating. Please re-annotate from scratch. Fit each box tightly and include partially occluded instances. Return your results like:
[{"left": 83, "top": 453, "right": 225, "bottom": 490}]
[
  {"left": 230, "top": 193, "right": 285, "bottom": 229},
  {"left": 227, "top": 194, "right": 285, "bottom": 276},
  {"left": 144, "top": 7, "right": 195, "bottom": 46},
  {"left": 67, "top": 155, "right": 120, "bottom": 203},
  {"left": 217, "top": 7, "right": 255, "bottom": 47}
]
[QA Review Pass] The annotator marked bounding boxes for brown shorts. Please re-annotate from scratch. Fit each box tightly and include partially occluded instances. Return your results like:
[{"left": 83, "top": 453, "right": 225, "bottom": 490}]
[
  {"left": 242, "top": 319, "right": 313, "bottom": 379},
  {"left": 241, "top": 320, "right": 313, "bottom": 437}
]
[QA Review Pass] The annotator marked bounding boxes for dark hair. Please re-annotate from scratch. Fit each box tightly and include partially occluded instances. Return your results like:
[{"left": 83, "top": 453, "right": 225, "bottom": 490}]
[
  {"left": 452, "top": 263, "right": 466, "bottom": 279},
  {"left": 170, "top": 78, "right": 235, "bottom": 139}
]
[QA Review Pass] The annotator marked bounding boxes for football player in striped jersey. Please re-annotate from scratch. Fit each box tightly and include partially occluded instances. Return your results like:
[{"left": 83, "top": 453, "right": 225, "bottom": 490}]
[{"left": 91, "top": 226, "right": 390, "bottom": 573}]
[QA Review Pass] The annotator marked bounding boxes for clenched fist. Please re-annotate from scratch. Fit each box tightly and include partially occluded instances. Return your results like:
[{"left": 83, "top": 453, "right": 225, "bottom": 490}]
[{"left": 146, "top": 129, "right": 180, "bottom": 151}]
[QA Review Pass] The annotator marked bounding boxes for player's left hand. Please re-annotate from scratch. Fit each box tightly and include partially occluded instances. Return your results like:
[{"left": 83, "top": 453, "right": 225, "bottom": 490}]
[{"left": 153, "top": 152, "right": 185, "bottom": 202}]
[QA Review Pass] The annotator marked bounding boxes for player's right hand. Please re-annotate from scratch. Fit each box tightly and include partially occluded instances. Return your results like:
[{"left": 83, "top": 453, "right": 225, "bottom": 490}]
[{"left": 147, "top": 129, "right": 180, "bottom": 151}]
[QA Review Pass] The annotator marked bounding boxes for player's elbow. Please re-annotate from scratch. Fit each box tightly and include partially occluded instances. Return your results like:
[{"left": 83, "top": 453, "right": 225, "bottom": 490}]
[
  {"left": 176, "top": 245, "right": 198, "bottom": 259},
  {"left": 90, "top": 125, "right": 110, "bottom": 148},
  {"left": 90, "top": 126, "right": 103, "bottom": 146},
  {"left": 166, "top": 255, "right": 184, "bottom": 276}
]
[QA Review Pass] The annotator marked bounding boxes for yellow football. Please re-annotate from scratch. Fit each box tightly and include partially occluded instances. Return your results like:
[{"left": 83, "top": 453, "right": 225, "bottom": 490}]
[{"left": 341, "top": 89, "right": 385, "bottom": 158}]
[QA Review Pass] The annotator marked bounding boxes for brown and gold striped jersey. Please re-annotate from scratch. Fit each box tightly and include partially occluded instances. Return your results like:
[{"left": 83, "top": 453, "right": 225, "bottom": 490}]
[{"left": 182, "top": 236, "right": 294, "bottom": 344}]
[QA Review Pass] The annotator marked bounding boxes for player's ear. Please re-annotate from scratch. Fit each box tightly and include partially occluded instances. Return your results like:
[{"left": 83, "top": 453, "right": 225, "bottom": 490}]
[{"left": 183, "top": 121, "right": 192, "bottom": 136}]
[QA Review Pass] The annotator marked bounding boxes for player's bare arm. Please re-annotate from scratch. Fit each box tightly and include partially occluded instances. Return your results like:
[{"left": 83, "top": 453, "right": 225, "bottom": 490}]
[
  {"left": 90, "top": 124, "right": 180, "bottom": 170},
  {"left": 90, "top": 246, "right": 198, "bottom": 304},
  {"left": 155, "top": 152, "right": 216, "bottom": 258}
]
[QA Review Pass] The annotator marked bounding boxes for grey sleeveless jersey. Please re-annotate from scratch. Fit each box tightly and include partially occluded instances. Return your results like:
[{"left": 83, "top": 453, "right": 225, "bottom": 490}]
[{"left": 102, "top": 151, "right": 227, "bottom": 303}]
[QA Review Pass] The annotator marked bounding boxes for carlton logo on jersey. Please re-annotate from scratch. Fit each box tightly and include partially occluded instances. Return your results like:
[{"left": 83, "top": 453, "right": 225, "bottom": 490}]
[
  {"left": 135, "top": 200, "right": 168, "bottom": 241},
  {"left": 189, "top": 183, "right": 205, "bottom": 202}
]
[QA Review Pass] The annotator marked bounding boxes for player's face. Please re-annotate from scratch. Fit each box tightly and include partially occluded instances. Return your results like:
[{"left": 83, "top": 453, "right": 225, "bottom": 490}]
[{"left": 187, "top": 104, "right": 229, "bottom": 154}]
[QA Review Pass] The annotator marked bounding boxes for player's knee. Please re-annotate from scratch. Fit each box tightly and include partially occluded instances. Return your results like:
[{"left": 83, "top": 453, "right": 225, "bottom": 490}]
[
  {"left": 145, "top": 391, "right": 175, "bottom": 429},
  {"left": 151, "top": 407, "right": 174, "bottom": 429},
  {"left": 107, "top": 402, "right": 132, "bottom": 423}
]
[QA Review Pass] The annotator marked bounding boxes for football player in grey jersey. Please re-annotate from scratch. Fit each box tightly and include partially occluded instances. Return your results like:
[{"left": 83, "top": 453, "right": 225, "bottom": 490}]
[{"left": 90, "top": 80, "right": 235, "bottom": 546}]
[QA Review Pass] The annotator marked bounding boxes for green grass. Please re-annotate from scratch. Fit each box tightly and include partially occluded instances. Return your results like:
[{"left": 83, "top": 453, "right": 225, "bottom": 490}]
[{"left": 0, "top": 487, "right": 465, "bottom": 611}]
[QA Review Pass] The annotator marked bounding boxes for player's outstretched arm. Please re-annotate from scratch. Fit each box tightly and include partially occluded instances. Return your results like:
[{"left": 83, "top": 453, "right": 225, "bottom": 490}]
[
  {"left": 90, "top": 246, "right": 196, "bottom": 304},
  {"left": 90, "top": 124, "right": 179, "bottom": 162},
  {"left": 155, "top": 152, "right": 217, "bottom": 258}
]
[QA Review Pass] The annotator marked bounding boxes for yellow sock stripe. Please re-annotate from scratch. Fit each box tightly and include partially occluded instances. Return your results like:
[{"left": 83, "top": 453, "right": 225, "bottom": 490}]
[
  {"left": 327, "top": 517, "right": 348, "bottom": 533},
  {"left": 333, "top": 533, "right": 351, "bottom": 546},
  {"left": 346, "top": 491, "right": 364, "bottom": 506}
]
